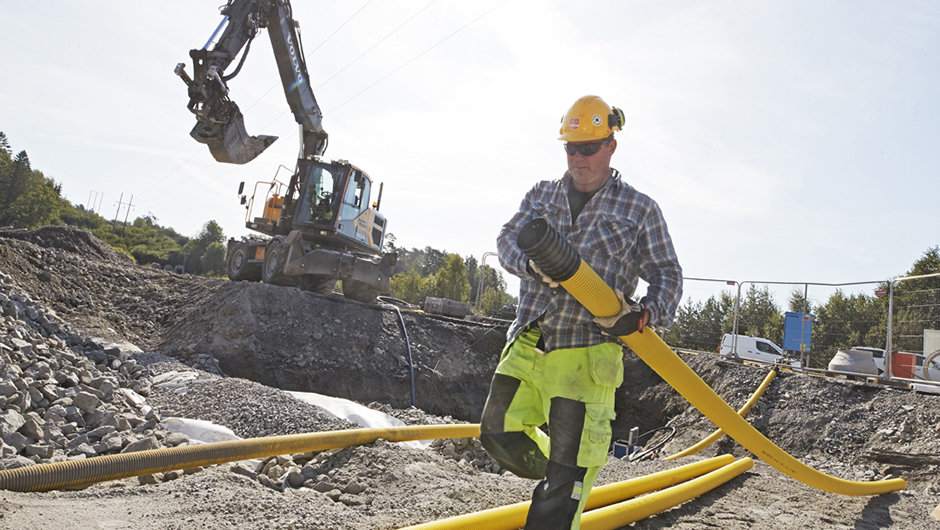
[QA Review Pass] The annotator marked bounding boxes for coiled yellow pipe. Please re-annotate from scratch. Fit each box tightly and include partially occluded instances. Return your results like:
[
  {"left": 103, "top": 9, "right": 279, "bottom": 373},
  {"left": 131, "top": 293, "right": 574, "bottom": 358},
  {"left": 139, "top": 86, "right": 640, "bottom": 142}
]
[
  {"left": 0, "top": 424, "right": 480, "bottom": 492},
  {"left": 558, "top": 260, "right": 906, "bottom": 496},
  {"left": 399, "top": 454, "right": 735, "bottom": 530},
  {"left": 665, "top": 368, "right": 777, "bottom": 460},
  {"left": 580, "top": 457, "right": 754, "bottom": 530}
]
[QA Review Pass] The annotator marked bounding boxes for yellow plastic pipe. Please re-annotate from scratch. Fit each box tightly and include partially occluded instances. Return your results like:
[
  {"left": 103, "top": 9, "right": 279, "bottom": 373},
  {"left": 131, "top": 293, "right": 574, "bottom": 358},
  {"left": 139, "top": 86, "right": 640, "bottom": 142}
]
[
  {"left": 665, "top": 368, "right": 777, "bottom": 460},
  {"left": 559, "top": 260, "right": 906, "bottom": 496},
  {"left": 580, "top": 457, "right": 754, "bottom": 530},
  {"left": 0, "top": 424, "right": 481, "bottom": 492},
  {"left": 398, "top": 454, "right": 735, "bottom": 530}
]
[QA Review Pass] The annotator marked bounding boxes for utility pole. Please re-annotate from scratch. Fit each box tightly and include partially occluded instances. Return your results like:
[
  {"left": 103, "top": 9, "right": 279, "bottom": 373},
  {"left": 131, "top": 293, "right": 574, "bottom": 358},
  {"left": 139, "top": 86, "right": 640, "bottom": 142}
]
[
  {"left": 96, "top": 192, "right": 105, "bottom": 215},
  {"left": 112, "top": 193, "right": 125, "bottom": 230},
  {"left": 121, "top": 195, "right": 135, "bottom": 236},
  {"left": 88, "top": 190, "right": 103, "bottom": 213}
]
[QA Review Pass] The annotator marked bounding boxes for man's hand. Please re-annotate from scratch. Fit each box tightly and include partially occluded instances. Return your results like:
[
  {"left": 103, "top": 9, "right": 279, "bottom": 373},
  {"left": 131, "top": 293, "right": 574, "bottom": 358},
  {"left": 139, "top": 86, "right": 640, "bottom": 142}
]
[
  {"left": 527, "top": 260, "right": 559, "bottom": 288},
  {"left": 593, "top": 289, "right": 650, "bottom": 335}
]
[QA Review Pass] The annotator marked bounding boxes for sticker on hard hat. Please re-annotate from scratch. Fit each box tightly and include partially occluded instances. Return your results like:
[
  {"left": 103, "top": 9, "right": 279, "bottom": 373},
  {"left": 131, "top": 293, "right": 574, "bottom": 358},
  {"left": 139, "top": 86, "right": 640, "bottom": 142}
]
[
  {"left": 568, "top": 118, "right": 580, "bottom": 130},
  {"left": 592, "top": 114, "right": 603, "bottom": 126}
]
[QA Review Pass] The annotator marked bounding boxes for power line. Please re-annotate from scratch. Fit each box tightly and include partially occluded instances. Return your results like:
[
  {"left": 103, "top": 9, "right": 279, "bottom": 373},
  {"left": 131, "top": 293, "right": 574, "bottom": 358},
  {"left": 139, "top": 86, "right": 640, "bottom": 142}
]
[
  {"left": 137, "top": 148, "right": 203, "bottom": 196},
  {"left": 254, "top": 0, "right": 444, "bottom": 133},
  {"left": 315, "top": 0, "right": 441, "bottom": 92},
  {"left": 244, "top": 0, "right": 376, "bottom": 114},
  {"left": 137, "top": 160, "right": 217, "bottom": 206},
  {"left": 326, "top": 0, "right": 511, "bottom": 115},
  {"left": 308, "top": 0, "right": 376, "bottom": 55}
]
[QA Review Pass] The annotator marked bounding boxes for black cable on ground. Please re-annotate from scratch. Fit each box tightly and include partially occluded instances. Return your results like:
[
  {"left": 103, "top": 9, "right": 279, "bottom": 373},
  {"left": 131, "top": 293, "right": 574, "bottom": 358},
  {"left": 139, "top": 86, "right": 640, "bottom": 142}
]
[
  {"left": 627, "top": 426, "right": 677, "bottom": 462},
  {"left": 378, "top": 296, "right": 416, "bottom": 407}
]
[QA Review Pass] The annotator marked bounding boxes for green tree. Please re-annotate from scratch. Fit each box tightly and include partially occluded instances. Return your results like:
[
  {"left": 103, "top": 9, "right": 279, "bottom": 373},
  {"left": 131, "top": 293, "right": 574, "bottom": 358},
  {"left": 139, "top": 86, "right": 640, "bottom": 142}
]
[
  {"left": 203, "top": 242, "right": 227, "bottom": 276},
  {"left": 3, "top": 178, "right": 62, "bottom": 228},
  {"left": 478, "top": 286, "right": 515, "bottom": 317},
  {"left": 435, "top": 253, "right": 471, "bottom": 302},
  {"left": 664, "top": 291, "right": 735, "bottom": 351},
  {"left": 390, "top": 269, "right": 428, "bottom": 305},
  {"left": 471, "top": 264, "right": 506, "bottom": 306},
  {"left": 885, "top": 247, "right": 940, "bottom": 353},
  {"left": 736, "top": 285, "right": 781, "bottom": 341},
  {"left": 183, "top": 220, "right": 225, "bottom": 274},
  {"left": 0, "top": 150, "right": 32, "bottom": 220}
]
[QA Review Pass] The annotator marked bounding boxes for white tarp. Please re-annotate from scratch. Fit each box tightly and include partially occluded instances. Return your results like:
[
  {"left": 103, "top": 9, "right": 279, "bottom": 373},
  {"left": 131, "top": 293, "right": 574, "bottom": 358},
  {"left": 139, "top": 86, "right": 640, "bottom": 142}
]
[{"left": 288, "top": 391, "right": 430, "bottom": 450}]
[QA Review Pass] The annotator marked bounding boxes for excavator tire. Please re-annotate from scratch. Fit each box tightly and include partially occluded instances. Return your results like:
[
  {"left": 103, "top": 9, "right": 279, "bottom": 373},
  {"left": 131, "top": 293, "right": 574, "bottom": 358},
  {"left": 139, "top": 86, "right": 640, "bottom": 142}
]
[
  {"left": 342, "top": 279, "right": 380, "bottom": 304},
  {"left": 228, "top": 243, "right": 261, "bottom": 282},
  {"left": 298, "top": 275, "right": 337, "bottom": 295},
  {"left": 261, "top": 239, "right": 296, "bottom": 286}
]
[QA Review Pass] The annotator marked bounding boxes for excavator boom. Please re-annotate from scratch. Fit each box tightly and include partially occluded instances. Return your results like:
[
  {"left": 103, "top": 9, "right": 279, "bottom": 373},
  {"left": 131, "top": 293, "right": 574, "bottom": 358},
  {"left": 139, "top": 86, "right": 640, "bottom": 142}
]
[{"left": 175, "top": 0, "right": 327, "bottom": 164}]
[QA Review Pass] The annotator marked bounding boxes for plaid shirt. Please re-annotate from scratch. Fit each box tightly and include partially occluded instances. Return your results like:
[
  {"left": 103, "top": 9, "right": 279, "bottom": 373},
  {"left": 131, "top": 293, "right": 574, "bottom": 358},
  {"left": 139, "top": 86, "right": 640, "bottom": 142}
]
[{"left": 498, "top": 169, "right": 683, "bottom": 352}]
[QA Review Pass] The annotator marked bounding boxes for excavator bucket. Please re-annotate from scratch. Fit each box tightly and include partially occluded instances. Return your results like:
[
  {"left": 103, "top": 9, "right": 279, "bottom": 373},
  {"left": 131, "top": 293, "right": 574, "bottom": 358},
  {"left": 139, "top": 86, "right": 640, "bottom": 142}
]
[{"left": 190, "top": 103, "right": 278, "bottom": 164}]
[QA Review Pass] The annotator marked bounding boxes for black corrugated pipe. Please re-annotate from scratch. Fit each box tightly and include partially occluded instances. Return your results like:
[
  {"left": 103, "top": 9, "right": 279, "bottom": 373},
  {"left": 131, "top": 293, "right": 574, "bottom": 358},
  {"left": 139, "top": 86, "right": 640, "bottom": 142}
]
[
  {"left": 516, "top": 218, "right": 581, "bottom": 281},
  {"left": 379, "top": 297, "right": 416, "bottom": 407}
]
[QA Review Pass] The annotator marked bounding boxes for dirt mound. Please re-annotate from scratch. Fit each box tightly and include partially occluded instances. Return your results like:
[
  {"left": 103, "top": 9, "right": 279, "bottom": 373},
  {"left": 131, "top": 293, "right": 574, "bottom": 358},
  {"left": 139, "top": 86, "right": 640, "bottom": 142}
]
[
  {"left": 157, "top": 281, "right": 509, "bottom": 421},
  {"left": 0, "top": 229, "right": 220, "bottom": 349},
  {"left": 0, "top": 226, "right": 133, "bottom": 264}
]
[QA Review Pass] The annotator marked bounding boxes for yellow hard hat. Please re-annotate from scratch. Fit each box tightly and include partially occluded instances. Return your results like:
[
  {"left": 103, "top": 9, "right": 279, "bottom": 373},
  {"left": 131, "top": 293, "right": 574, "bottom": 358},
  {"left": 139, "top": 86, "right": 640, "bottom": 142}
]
[{"left": 558, "top": 95, "right": 625, "bottom": 142}]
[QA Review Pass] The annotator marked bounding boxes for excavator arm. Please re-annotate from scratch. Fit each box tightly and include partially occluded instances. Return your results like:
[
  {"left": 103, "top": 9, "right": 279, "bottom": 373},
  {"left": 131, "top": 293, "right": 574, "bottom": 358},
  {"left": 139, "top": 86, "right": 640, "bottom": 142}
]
[{"left": 175, "top": 0, "right": 327, "bottom": 164}]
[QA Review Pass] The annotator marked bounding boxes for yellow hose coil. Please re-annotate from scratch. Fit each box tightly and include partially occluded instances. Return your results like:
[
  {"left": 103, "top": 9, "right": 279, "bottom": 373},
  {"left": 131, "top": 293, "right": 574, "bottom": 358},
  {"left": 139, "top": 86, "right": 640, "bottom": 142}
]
[
  {"left": 665, "top": 368, "right": 777, "bottom": 460},
  {"left": 399, "top": 454, "right": 735, "bottom": 530},
  {"left": 0, "top": 424, "right": 481, "bottom": 492},
  {"left": 580, "top": 458, "right": 754, "bottom": 530},
  {"left": 558, "top": 259, "right": 906, "bottom": 496}
]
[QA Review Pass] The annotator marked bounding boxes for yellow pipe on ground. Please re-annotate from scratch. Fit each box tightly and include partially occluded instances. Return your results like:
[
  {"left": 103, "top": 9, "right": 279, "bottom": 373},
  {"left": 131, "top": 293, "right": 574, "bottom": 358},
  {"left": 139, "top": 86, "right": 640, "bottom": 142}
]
[
  {"left": 398, "top": 454, "right": 735, "bottom": 530},
  {"left": 558, "top": 260, "right": 906, "bottom": 495},
  {"left": 580, "top": 457, "right": 754, "bottom": 530},
  {"left": 665, "top": 368, "right": 777, "bottom": 460},
  {"left": 0, "top": 424, "right": 481, "bottom": 492}
]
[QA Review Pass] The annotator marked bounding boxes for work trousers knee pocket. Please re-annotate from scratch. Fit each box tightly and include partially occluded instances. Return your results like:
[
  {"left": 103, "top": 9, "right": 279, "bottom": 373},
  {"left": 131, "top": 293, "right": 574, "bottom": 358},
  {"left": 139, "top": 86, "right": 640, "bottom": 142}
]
[
  {"left": 578, "top": 345, "right": 622, "bottom": 468},
  {"left": 578, "top": 403, "right": 615, "bottom": 467}
]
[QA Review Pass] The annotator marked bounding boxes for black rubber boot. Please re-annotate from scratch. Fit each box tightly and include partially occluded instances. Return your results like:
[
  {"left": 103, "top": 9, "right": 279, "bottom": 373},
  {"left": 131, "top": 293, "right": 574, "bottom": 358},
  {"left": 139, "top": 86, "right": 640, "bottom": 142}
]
[{"left": 524, "top": 460, "right": 588, "bottom": 530}]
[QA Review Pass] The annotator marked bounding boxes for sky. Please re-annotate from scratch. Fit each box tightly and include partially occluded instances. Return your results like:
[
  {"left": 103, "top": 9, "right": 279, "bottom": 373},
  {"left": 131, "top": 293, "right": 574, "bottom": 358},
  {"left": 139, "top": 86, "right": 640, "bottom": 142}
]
[{"left": 1, "top": 1, "right": 938, "bottom": 306}]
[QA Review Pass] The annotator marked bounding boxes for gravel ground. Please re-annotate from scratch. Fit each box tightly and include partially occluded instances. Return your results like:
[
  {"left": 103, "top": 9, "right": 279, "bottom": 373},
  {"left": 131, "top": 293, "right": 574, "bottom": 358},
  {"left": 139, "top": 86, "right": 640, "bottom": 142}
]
[{"left": 1, "top": 226, "right": 939, "bottom": 529}]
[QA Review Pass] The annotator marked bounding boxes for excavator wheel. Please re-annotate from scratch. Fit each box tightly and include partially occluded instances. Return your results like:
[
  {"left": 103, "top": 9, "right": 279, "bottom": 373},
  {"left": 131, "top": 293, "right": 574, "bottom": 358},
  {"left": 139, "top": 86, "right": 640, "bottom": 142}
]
[
  {"left": 342, "top": 279, "right": 380, "bottom": 304},
  {"left": 228, "top": 243, "right": 261, "bottom": 282},
  {"left": 261, "top": 239, "right": 296, "bottom": 286},
  {"left": 298, "top": 275, "right": 337, "bottom": 295}
]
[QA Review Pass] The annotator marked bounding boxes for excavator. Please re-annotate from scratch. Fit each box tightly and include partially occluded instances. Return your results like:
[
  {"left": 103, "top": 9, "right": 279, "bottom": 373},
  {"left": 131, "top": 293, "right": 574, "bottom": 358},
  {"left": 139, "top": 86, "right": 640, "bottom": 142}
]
[{"left": 175, "top": 0, "right": 395, "bottom": 303}]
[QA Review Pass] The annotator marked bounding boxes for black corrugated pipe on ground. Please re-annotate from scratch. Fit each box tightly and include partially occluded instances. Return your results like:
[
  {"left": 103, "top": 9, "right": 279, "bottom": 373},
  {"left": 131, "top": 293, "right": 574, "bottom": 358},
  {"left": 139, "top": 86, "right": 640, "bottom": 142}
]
[{"left": 379, "top": 296, "right": 416, "bottom": 407}]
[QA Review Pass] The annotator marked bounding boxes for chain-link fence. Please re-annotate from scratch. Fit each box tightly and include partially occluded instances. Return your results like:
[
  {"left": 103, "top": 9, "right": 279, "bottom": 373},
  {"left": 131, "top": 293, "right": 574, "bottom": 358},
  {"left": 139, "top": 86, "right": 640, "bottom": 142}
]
[
  {"left": 667, "top": 273, "right": 940, "bottom": 383},
  {"left": 886, "top": 272, "right": 940, "bottom": 381}
]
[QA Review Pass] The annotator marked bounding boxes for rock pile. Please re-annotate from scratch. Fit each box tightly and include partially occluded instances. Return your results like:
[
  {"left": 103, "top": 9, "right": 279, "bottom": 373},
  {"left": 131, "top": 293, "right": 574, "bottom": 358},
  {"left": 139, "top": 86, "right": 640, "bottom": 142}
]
[
  {"left": 0, "top": 226, "right": 222, "bottom": 351},
  {"left": 0, "top": 269, "right": 176, "bottom": 469}
]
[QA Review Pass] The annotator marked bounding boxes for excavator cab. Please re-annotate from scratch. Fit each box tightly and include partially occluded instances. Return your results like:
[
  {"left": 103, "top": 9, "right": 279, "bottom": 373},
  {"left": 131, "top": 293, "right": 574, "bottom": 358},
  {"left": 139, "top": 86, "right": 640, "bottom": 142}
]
[{"left": 293, "top": 159, "right": 386, "bottom": 254}]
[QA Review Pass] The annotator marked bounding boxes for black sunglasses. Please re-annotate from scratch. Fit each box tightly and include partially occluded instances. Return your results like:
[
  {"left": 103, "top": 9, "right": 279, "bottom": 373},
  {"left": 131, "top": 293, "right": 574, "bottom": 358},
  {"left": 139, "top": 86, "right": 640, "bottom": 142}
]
[{"left": 564, "top": 138, "right": 611, "bottom": 157}]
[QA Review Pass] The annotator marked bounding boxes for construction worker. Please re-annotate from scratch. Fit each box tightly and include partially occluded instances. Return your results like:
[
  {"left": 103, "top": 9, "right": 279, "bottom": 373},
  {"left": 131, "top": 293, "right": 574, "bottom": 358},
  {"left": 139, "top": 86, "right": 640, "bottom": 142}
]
[{"left": 481, "top": 95, "right": 683, "bottom": 529}]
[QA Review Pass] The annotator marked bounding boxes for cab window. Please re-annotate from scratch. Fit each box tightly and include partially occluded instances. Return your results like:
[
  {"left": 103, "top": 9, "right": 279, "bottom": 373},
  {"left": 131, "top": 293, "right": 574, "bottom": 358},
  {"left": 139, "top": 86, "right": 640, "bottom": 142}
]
[
  {"left": 296, "top": 165, "right": 338, "bottom": 225},
  {"left": 339, "top": 171, "right": 371, "bottom": 221},
  {"left": 756, "top": 341, "right": 775, "bottom": 354}
]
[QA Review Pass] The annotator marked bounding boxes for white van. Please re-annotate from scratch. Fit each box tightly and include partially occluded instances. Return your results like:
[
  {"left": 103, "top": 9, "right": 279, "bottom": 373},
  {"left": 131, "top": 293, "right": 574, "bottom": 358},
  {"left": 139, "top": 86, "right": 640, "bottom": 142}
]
[{"left": 719, "top": 334, "right": 800, "bottom": 367}]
